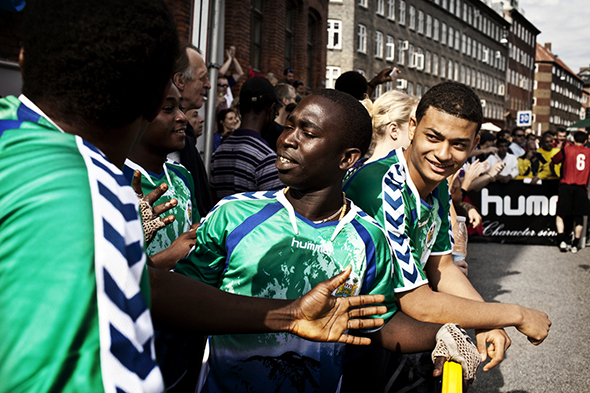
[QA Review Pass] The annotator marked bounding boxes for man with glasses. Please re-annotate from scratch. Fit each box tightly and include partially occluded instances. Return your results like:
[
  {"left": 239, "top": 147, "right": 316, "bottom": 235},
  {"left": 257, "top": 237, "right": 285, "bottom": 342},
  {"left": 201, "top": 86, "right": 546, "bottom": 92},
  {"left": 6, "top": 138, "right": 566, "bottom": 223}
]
[{"left": 510, "top": 127, "right": 526, "bottom": 157}]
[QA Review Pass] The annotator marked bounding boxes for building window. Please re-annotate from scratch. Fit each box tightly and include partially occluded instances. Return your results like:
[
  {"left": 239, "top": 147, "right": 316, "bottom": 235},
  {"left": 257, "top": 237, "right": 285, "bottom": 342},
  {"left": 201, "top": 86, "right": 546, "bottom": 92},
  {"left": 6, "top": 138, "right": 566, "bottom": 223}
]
[
  {"left": 388, "top": 0, "right": 395, "bottom": 20},
  {"left": 461, "top": 34, "right": 466, "bottom": 53},
  {"left": 358, "top": 24, "right": 367, "bottom": 53},
  {"left": 472, "top": 39, "right": 477, "bottom": 59},
  {"left": 408, "top": 82, "right": 414, "bottom": 96},
  {"left": 327, "top": 20, "right": 342, "bottom": 50},
  {"left": 441, "top": 23, "right": 447, "bottom": 45},
  {"left": 358, "top": 0, "right": 367, "bottom": 7},
  {"left": 399, "top": 1, "right": 406, "bottom": 25},
  {"left": 418, "top": 10, "right": 424, "bottom": 34},
  {"left": 375, "top": 31, "right": 384, "bottom": 58},
  {"left": 426, "top": 14, "right": 432, "bottom": 38},
  {"left": 325, "top": 66, "right": 341, "bottom": 89},
  {"left": 377, "top": 0, "right": 385, "bottom": 15},
  {"left": 442, "top": 0, "right": 448, "bottom": 10},
  {"left": 432, "top": 53, "right": 439, "bottom": 76},
  {"left": 433, "top": 19, "right": 439, "bottom": 41},
  {"left": 465, "top": 66, "right": 470, "bottom": 85},
  {"left": 454, "top": 61, "right": 459, "bottom": 81},
  {"left": 397, "top": 39, "right": 405, "bottom": 65},
  {"left": 449, "top": 0, "right": 454, "bottom": 14},
  {"left": 386, "top": 35, "right": 395, "bottom": 61},
  {"left": 471, "top": 69, "right": 476, "bottom": 88},
  {"left": 409, "top": 6, "right": 416, "bottom": 30},
  {"left": 416, "top": 84, "right": 422, "bottom": 98},
  {"left": 448, "top": 26, "right": 454, "bottom": 49},
  {"left": 448, "top": 59, "right": 453, "bottom": 80},
  {"left": 408, "top": 43, "right": 415, "bottom": 67},
  {"left": 425, "top": 50, "right": 431, "bottom": 73},
  {"left": 250, "top": 0, "right": 263, "bottom": 71},
  {"left": 463, "top": 3, "right": 467, "bottom": 20},
  {"left": 454, "top": 30, "right": 460, "bottom": 51},
  {"left": 441, "top": 56, "right": 446, "bottom": 79}
]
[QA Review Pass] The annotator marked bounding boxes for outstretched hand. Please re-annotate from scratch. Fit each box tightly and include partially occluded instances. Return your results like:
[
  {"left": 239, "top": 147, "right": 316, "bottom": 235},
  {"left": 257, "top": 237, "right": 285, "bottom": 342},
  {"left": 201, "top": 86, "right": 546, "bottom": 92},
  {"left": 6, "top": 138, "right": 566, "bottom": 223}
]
[
  {"left": 132, "top": 170, "right": 176, "bottom": 244},
  {"left": 288, "top": 266, "right": 387, "bottom": 346}
]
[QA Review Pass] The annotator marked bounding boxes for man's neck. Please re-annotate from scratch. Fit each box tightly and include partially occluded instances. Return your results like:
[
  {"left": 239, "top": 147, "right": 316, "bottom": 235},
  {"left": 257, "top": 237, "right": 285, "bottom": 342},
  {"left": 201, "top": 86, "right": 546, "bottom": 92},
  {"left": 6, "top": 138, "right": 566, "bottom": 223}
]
[
  {"left": 285, "top": 184, "right": 347, "bottom": 223},
  {"left": 276, "top": 110, "right": 288, "bottom": 126},
  {"left": 128, "top": 145, "right": 167, "bottom": 174}
]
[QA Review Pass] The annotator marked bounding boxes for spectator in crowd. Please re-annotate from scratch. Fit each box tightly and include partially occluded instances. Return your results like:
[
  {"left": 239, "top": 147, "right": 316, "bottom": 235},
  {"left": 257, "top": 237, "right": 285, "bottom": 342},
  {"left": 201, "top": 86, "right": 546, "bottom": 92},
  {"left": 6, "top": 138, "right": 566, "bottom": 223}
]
[
  {"left": 517, "top": 140, "right": 542, "bottom": 184},
  {"left": 510, "top": 127, "right": 526, "bottom": 157},
  {"left": 469, "top": 131, "right": 497, "bottom": 162},
  {"left": 497, "top": 129, "right": 512, "bottom": 142},
  {"left": 282, "top": 67, "right": 295, "bottom": 84},
  {"left": 552, "top": 131, "right": 590, "bottom": 253},
  {"left": 537, "top": 132, "right": 561, "bottom": 179},
  {"left": 263, "top": 82, "right": 297, "bottom": 151},
  {"left": 216, "top": 45, "right": 244, "bottom": 109},
  {"left": 343, "top": 82, "right": 551, "bottom": 374},
  {"left": 1, "top": 1, "right": 395, "bottom": 391},
  {"left": 360, "top": 90, "right": 419, "bottom": 163},
  {"left": 554, "top": 128, "right": 572, "bottom": 150},
  {"left": 176, "top": 89, "right": 481, "bottom": 392},
  {"left": 210, "top": 76, "right": 283, "bottom": 201},
  {"left": 293, "top": 80, "right": 306, "bottom": 102},
  {"left": 266, "top": 72, "right": 279, "bottom": 86},
  {"left": 186, "top": 109, "right": 205, "bottom": 138},
  {"left": 485, "top": 137, "right": 519, "bottom": 183},
  {"left": 172, "top": 44, "right": 214, "bottom": 216},
  {"left": 214, "top": 108, "right": 239, "bottom": 150},
  {"left": 335, "top": 67, "right": 401, "bottom": 101}
]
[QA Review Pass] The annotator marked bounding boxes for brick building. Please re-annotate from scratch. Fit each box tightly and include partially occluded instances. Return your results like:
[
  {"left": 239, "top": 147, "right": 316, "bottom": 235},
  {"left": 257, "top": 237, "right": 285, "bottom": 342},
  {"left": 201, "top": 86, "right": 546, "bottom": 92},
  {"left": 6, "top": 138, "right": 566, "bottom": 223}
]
[
  {"left": 533, "top": 43, "right": 584, "bottom": 134},
  {"left": 224, "top": 0, "right": 329, "bottom": 90},
  {"left": 326, "top": 0, "right": 509, "bottom": 125},
  {"left": 501, "top": 5, "right": 539, "bottom": 129}
]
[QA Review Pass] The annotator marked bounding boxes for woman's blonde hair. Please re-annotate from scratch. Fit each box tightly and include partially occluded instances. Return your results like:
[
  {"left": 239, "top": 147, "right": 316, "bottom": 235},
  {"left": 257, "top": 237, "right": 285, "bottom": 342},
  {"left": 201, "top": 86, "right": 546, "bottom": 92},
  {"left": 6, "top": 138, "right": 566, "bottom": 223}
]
[{"left": 361, "top": 90, "right": 419, "bottom": 154}]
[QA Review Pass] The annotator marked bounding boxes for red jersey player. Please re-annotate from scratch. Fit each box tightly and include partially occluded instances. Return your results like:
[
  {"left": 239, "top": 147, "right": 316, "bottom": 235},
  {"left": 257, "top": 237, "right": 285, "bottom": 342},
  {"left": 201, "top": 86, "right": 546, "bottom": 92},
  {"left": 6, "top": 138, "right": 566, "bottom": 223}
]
[{"left": 552, "top": 131, "right": 590, "bottom": 253}]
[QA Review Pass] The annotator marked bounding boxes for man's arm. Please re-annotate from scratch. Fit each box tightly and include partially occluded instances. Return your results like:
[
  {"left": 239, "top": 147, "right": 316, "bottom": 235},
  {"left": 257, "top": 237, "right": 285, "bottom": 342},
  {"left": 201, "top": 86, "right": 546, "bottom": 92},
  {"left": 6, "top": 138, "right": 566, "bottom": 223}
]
[
  {"left": 150, "top": 265, "right": 387, "bottom": 345},
  {"left": 397, "top": 253, "right": 550, "bottom": 343}
]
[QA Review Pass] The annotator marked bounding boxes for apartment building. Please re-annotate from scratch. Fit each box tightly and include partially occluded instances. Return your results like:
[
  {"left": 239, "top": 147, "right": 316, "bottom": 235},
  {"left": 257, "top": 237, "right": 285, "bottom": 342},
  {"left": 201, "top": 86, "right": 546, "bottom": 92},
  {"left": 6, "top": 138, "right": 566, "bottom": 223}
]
[
  {"left": 326, "top": 0, "right": 510, "bottom": 124},
  {"left": 533, "top": 43, "right": 584, "bottom": 133}
]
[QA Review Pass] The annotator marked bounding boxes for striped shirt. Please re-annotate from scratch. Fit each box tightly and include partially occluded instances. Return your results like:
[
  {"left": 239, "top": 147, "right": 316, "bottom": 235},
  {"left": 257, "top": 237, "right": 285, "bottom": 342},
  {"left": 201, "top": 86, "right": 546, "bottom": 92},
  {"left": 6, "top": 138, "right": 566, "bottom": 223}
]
[{"left": 210, "top": 129, "right": 283, "bottom": 199}]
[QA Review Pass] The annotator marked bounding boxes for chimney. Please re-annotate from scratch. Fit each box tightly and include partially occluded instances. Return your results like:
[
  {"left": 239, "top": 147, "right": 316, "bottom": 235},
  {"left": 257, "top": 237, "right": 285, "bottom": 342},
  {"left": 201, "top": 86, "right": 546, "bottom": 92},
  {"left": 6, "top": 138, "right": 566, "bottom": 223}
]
[{"left": 544, "top": 42, "right": 552, "bottom": 52}]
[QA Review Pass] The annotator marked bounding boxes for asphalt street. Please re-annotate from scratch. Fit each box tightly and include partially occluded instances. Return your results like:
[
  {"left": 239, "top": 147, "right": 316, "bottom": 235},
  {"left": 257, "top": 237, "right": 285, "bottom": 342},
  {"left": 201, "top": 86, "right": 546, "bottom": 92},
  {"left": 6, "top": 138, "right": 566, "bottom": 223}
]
[{"left": 465, "top": 242, "right": 590, "bottom": 393}]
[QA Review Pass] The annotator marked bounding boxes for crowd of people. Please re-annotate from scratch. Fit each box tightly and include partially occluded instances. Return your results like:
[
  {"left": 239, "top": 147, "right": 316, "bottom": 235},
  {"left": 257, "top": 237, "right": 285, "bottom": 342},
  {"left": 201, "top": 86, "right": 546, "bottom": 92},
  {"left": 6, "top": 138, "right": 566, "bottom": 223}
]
[{"left": 0, "top": 1, "right": 567, "bottom": 392}]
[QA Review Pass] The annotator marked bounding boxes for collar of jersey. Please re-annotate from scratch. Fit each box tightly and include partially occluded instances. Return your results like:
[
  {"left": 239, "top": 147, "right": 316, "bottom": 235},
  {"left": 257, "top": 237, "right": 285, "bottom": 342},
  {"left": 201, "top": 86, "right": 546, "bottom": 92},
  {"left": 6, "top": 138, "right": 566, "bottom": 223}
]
[
  {"left": 276, "top": 188, "right": 359, "bottom": 241},
  {"left": 19, "top": 94, "right": 67, "bottom": 134},
  {"left": 124, "top": 158, "right": 174, "bottom": 192}
]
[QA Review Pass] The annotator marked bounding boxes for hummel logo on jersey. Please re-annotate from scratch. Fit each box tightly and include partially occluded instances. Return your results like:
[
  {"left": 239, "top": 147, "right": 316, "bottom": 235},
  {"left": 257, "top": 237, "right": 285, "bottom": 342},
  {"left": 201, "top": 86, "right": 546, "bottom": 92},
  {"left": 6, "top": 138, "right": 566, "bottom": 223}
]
[{"left": 291, "top": 238, "right": 333, "bottom": 255}]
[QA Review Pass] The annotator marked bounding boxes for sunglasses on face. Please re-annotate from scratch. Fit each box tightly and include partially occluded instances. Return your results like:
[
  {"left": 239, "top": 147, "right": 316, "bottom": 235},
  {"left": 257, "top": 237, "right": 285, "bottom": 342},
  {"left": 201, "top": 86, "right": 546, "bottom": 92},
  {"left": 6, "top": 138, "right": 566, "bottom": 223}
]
[{"left": 218, "top": 83, "right": 229, "bottom": 87}]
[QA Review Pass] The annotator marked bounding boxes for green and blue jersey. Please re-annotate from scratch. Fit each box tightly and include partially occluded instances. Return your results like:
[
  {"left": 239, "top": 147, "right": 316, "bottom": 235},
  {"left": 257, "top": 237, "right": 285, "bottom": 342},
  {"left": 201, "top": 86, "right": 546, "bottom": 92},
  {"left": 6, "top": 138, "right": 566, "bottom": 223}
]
[
  {"left": 176, "top": 190, "right": 397, "bottom": 393},
  {"left": 343, "top": 148, "right": 453, "bottom": 293}
]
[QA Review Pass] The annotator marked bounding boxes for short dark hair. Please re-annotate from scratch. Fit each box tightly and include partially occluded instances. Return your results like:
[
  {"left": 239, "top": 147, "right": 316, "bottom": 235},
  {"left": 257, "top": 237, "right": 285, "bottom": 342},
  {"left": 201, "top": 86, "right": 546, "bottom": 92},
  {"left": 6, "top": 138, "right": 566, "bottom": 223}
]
[
  {"left": 284, "top": 68, "right": 294, "bottom": 76},
  {"left": 497, "top": 137, "right": 510, "bottom": 147},
  {"left": 574, "top": 131, "right": 588, "bottom": 144},
  {"left": 557, "top": 128, "right": 567, "bottom": 135},
  {"left": 311, "top": 89, "right": 372, "bottom": 156},
  {"left": 334, "top": 71, "right": 368, "bottom": 100},
  {"left": 415, "top": 81, "right": 483, "bottom": 134},
  {"left": 21, "top": 0, "right": 180, "bottom": 130}
]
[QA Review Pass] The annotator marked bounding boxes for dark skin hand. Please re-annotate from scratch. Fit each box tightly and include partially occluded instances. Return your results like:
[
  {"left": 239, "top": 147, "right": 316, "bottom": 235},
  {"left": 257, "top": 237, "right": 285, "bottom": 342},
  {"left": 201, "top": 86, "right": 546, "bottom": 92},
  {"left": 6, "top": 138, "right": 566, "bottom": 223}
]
[
  {"left": 151, "top": 223, "right": 200, "bottom": 270},
  {"left": 150, "top": 265, "right": 388, "bottom": 345}
]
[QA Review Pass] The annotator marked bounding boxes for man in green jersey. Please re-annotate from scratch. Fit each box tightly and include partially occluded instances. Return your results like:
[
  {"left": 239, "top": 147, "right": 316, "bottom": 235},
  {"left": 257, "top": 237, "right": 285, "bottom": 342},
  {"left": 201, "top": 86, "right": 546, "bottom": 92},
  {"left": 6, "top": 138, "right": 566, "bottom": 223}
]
[
  {"left": 343, "top": 82, "right": 551, "bottom": 371},
  {"left": 0, "top": 1, "right": 392, "bottom": 392},
  {"left": 124, "top": 83, "right": 200, "bottom": 271},
  {"left": 176, "top": 90, "right": 481, "bottom": 392}
]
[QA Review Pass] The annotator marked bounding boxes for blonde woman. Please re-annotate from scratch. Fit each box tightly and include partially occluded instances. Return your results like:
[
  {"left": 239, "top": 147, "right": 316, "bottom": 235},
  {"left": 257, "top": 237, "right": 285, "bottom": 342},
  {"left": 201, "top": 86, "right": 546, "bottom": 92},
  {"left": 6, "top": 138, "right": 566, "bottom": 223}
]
[{"left": 361, "top": 90, "right": 419, "bottom": 162}]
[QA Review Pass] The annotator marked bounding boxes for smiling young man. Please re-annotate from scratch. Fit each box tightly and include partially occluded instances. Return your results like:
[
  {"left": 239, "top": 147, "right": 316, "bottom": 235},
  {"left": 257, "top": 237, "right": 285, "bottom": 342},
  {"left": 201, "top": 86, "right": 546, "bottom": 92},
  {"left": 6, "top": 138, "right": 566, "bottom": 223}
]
[
  {"left": 175, "top": 89, "right": 479, "bottom": 392},
  {"left": 123, "top": 83, "right": 199, "bottom": 270},
  {"left": 343, "top": 82, "right": 551, "bottom": 371}
]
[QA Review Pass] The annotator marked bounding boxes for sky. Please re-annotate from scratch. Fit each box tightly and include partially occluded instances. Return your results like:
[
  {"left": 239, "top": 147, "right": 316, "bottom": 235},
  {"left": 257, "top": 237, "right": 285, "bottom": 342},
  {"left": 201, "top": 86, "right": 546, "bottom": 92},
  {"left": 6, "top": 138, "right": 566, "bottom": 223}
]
[{"left": 519, "top": 0, "right": 590, "bottom": 74}]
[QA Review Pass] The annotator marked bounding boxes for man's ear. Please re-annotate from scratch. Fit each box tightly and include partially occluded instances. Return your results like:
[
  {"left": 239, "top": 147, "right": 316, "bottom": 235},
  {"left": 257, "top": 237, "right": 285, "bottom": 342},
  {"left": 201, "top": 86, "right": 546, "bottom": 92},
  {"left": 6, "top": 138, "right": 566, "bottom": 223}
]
[
  {"left": 173, "top": 72, "right": 185, "bottom": 92},
  {"left": 339, "top": 147, "right": 362, "bottom": 171},
  {"left": 408, "top": 116, "right": 417, "bottom": 142}
]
